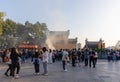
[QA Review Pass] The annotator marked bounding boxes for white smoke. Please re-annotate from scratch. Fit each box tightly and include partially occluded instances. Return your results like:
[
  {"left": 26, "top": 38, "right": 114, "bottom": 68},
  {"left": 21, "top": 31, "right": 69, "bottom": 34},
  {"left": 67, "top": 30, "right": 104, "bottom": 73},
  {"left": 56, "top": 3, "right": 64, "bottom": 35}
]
[
  {"left": 49, "top": 10, "right": 68, "bottom": 31},
  {"left": 45, "top": 30, "right": 55, "bottom": 50},
  {"left": 45, "top": 37, "right": 55, "bottom": 50},
  {"left": 45, "top": 10, "right": 68, "bottom": 49}
]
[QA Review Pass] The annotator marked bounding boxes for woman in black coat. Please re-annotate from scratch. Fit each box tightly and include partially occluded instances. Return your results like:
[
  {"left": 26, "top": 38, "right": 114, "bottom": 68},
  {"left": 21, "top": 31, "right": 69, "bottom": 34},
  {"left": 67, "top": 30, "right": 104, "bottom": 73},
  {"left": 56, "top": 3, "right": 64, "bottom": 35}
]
[{"left": 10, "top": 47, "right": 20, "bottom": 79}]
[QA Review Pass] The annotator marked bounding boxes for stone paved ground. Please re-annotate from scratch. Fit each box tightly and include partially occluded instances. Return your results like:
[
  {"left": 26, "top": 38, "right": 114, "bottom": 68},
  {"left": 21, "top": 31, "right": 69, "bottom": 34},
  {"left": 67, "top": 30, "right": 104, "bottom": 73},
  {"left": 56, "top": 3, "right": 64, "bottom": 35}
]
[{"left": 0, "top": 59, "right": 120, "bottom": 82}]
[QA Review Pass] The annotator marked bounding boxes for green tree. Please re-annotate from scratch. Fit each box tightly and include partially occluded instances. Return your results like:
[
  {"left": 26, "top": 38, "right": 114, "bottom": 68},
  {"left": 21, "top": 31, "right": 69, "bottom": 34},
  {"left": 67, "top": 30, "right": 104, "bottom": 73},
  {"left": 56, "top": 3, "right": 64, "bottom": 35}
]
[
  {"left": 0, "top": 25, "right": 2, "bottom": 35},
  {"left": 33, "top": 21, "right": 41, "bottom": 38},
  {"left": 16, "top": 23, "right": 25, "bottom": 37},
  {"left": 25, "top": 21, "right": 32, "bottom": 28},
  {"left": 41, "top": 23, "right": 48, "bottom": 31},
  {"left": 0, "top": 12, "right": 5, "bottom": 35},
  {"left": 2, "top": 19, "right": 16, "bottom": 37},
  {"left": 5, "top": 19, "right": 16, "bottom": 36},
  {"left": 40, "top": 23, "right": 48, "bottom": 40}
]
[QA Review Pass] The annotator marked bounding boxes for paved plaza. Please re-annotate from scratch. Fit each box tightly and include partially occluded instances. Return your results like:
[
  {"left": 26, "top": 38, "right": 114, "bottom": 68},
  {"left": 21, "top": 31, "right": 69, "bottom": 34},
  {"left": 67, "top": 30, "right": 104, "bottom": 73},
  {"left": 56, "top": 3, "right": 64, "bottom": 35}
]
[{"left": 0, "top": 60, "right": 120, "bottom": 82}]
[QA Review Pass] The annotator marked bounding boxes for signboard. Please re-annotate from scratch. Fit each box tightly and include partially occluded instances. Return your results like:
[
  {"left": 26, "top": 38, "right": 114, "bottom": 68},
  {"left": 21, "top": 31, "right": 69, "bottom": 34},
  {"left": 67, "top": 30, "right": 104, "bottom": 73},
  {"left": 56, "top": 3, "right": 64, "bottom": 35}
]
[{"left": 18, "top": 44, "right": 38, "bottom": 49}]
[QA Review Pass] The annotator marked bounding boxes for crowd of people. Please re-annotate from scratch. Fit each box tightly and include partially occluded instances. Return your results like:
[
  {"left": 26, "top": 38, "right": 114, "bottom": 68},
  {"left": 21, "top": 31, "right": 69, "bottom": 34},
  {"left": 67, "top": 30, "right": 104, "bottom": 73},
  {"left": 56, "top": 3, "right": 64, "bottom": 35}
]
[
  {"left": 0, "top": 47, "right": 120, "bottom": 80},
  {"left": 107, "top": 50, "right": 120, "bottom": 62}
]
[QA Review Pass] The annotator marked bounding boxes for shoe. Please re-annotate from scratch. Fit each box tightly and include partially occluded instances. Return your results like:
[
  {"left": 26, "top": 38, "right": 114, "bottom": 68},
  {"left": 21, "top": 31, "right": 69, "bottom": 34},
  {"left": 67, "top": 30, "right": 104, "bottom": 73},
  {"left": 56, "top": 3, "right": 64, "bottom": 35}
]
[
  {"left": 4, "top": 73, "right": 8, "bottom": 77},
  {"left": 42, "top": 73, "right": 48, "bottom": 76},
  {"left": 15, "top": 74, "right": 19, "bottom": 79},
  {"left": 64, "top": 69, "right": 68, "bottom": 71},
  {"left": 44, "top": 73, "right": 48, "bottom": 76}
]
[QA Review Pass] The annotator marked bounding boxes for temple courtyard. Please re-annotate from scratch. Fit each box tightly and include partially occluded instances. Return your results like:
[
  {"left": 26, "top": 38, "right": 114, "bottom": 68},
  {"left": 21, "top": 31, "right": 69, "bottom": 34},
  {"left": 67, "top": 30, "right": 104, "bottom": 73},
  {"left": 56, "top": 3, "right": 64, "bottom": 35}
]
[{"left": 0, "top": 59, "right": 120, "bottom": 82}]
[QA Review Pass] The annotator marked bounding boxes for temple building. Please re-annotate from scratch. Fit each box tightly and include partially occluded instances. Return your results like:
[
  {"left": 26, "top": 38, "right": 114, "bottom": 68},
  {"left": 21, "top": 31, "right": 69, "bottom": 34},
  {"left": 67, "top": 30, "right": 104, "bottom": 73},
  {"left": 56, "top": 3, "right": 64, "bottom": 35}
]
[
  {"left": 115, "top": 40, "right": 120, "bottom": 49},
  {"left": 46, "top": 30, "right": 77, "bottom": 49},
  {"left": 84, "top": 38, "right": 105, "bottom": 49}
]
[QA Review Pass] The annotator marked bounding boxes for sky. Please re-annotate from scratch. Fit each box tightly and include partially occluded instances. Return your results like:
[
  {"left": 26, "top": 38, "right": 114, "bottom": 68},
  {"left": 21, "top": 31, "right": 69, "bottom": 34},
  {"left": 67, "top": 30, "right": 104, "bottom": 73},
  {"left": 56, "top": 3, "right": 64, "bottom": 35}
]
[{"left": 0, "top": 0, "right": 120, "bottom": 47}]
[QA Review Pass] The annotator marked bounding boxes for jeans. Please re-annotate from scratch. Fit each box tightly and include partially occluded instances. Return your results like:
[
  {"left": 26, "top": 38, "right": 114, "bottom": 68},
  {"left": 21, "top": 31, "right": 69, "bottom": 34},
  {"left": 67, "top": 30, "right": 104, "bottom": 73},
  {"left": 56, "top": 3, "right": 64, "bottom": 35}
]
[
  {"left": 62, "top": 60, "right": 66, "bottom": 70},
  {"left": 72, "top": 58, "right": 76, "bottom": 67},
  {"left": 34, "top": 63, "right": 40, "bottom": 73},
  {"left": 84, "top": 58, "right": 88, "bottom": 66},
  {"left": 43, "top": 62, "right": 48, "bottom": 74},
  {"left": 21, "top": 56, "right": 26, "bottom": 63},
  {"left": 89, "top": 56, "right": 95, "bottom": 68}
]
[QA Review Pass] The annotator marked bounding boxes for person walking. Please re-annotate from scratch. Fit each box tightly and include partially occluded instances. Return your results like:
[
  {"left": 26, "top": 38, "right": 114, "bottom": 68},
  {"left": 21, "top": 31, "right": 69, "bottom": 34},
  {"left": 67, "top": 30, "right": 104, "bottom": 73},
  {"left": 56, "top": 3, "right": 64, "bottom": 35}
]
[
  {"left": 42, "top": 47, "right": 49, "bottom": 76},
  {"left": 10, "top": 48, "right": 21, "bottom": 79},
  {"left": 77, "top": 48, "right": 81, "bottom": 63},
  {"left": 21, "top": 49, "right": 26, "bottom": 64},
  {"left": 62, "top": 49, "right": 69, "bottom": 71},
  {"left": 84, "top": 49, "right": 89, "bottom": 66},
  {"left": 4, "top": 48, "right": 12, "bottom": 76},
  {"left": 89, "top": 50, "right": 96, "bottom": 68},
  {"left": 71, "top": 49, "right": 77, "bottom": 67},
  {"left": 48, "top": 49, "right": 53, "bottom": 63},
  {"left": 94, "top": 50, "right": 98, "bottom": 65}
]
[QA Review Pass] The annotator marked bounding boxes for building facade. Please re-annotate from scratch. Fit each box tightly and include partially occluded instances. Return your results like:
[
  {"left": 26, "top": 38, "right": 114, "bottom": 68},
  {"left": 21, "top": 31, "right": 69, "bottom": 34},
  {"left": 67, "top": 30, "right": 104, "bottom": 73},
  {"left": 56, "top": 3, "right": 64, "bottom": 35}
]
[
  {"left": 115, "top": 40, "right": 120, "bottom": 49},
  {"left": 84, "top": 38, "right": 105, "bottom": 49},
  {"left": 46, "top": 30, "right": 77, "bottom": 49}
]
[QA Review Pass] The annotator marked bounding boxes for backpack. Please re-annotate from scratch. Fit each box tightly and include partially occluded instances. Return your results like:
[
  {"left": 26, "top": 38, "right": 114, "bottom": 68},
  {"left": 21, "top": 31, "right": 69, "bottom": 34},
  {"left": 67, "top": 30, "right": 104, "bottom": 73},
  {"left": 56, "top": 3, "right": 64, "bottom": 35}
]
[{"left": 4, "top": 56, "right": 9, "bottom": 62}]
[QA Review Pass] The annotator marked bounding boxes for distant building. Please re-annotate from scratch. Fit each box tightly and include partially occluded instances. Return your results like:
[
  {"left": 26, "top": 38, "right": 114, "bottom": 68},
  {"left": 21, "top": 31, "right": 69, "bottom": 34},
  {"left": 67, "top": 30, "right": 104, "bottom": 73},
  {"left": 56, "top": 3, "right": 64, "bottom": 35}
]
[
  {"left": 115, "top": 40, "right": 120, "bottom": 49},
  {"left": 46, "top": 30, "right": 77, "bottom": 49},
  {"left": 84, "top": 38, "right": 105, "bottom": 49},
  {"left": 106, "top": 46, "right": 115, "bottom": 50},
  {"left": 76, "top": 43, "right": 81, "bottom": 49}
]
